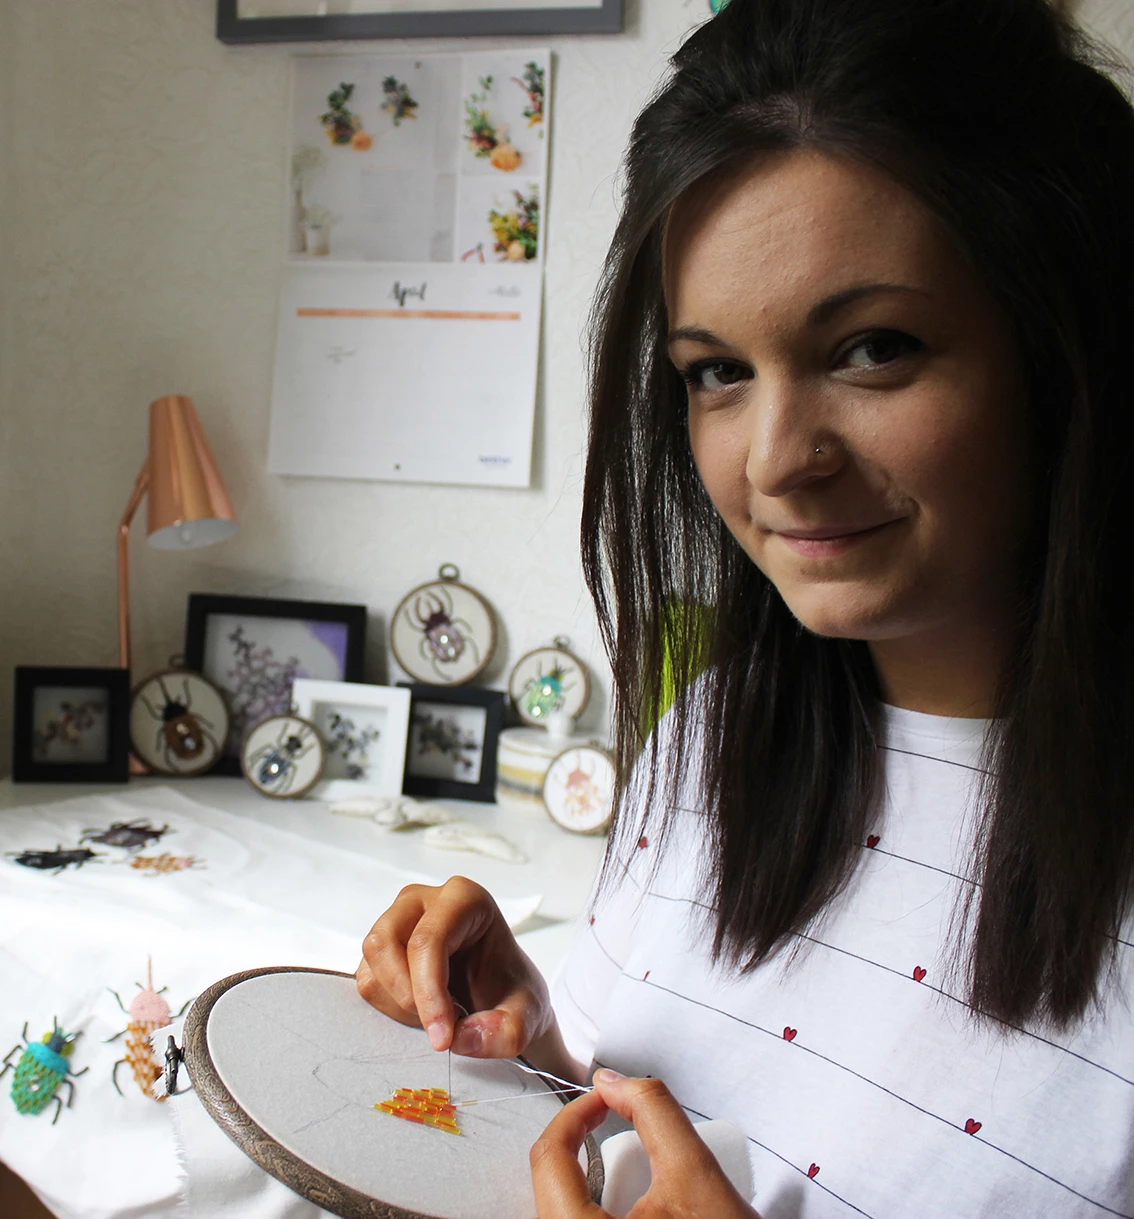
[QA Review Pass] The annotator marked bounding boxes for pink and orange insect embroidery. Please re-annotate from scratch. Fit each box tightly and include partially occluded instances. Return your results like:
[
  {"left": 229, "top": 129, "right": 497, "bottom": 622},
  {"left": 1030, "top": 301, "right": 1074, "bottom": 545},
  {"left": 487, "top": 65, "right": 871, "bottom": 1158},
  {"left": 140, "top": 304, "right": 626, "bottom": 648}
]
[
  {"left": 129, "top": 853, "right": 201, "bottom": 876},
  {"left": 106, "top": 959, "right": 190, "bottom": 1100}
]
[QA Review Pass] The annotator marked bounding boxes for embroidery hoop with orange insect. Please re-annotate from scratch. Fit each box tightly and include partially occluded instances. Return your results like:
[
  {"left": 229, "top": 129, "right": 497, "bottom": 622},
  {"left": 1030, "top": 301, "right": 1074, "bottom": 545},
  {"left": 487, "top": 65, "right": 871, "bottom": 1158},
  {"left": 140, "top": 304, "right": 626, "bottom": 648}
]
[
  {"left": 178, "top": 966, "right": 604, "bottom": 1219},
  {"left": 541, "top": 743, "right": 615, "bottom": 835}
]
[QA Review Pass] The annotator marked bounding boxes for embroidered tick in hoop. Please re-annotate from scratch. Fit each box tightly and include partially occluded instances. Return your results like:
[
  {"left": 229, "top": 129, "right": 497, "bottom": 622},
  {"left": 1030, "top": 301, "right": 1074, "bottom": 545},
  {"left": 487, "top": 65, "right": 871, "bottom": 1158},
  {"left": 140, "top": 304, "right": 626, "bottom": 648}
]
[{"left": 182, "top": 967, "right": 603, "bottom": 1219}]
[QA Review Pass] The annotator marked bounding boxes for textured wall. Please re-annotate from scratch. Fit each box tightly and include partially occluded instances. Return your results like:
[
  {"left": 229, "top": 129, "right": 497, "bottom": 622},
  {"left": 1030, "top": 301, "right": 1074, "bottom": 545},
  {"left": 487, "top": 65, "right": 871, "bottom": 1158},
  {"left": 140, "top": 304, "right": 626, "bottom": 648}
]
[
  {"left": 0, "top": 0, "right": 706, "bottom": 772},
  {"left": 0, "top": 1, "right": 1131, "bottom": 776}
]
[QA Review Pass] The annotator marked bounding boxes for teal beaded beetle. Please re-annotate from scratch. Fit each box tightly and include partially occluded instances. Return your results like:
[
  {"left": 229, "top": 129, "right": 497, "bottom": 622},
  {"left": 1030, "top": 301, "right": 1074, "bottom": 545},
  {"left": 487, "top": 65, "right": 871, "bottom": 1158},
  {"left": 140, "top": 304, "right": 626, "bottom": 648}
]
[{"left": 1, "top": 1020, "right": 87, "bottom": 1123}]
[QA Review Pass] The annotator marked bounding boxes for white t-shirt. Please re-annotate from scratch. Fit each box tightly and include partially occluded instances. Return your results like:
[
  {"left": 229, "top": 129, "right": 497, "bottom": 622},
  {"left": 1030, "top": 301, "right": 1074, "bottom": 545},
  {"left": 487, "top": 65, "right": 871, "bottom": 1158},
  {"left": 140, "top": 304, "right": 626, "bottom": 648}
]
[{"left": 551, "top": 705, "right": 1134, "bottom": 1218}]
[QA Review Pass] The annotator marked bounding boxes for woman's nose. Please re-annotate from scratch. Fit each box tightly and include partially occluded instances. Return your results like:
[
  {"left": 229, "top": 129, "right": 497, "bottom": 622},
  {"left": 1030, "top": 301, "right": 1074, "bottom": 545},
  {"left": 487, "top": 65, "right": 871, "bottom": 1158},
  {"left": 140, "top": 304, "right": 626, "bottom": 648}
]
[{"left": 744, "top": 375, "right": 840, "bottom": 497}]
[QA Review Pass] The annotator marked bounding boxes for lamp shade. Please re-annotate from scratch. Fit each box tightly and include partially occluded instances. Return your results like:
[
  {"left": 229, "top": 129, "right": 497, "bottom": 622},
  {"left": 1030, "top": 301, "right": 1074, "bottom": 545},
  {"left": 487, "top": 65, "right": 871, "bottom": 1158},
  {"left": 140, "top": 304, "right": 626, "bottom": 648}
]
[{"left": 145, "top": 395, "right": 238, "bottom": 550}]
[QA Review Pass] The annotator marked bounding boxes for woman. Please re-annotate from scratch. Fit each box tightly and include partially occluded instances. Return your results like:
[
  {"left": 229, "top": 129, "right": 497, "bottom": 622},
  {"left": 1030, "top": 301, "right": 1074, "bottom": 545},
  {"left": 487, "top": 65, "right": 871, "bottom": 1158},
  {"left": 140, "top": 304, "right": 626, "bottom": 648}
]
[{"left": 358, "top": 0, "right": 1134, "bottom": 1213}]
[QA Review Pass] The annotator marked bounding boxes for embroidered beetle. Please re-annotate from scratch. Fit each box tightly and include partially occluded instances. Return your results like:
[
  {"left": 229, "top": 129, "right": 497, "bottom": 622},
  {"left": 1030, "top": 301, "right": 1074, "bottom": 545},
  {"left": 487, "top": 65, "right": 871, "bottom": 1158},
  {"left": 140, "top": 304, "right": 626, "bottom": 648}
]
[
  {"left": 6, "top": 845, "right": 101, "bottom": 873},
  {"left": 408, "top": 588, "right": 480, "bottom": 678},
  {"left": 522, "top": 662, "right": 574, "bottom": 721},
  {"left": 248, "top": 720, "right": 319, "bottom": 795},
  {"left": 1, "top": 1020, "right": 87, "bottom": 1123},
  {"left": 563, "top": 763, "right": 603, "bottom": 821},
  {"left": 105, "top": 959, "right": 190, "bottom": 1099},
  {"left": 80, "top": 819, "right": 170, "bottom": 851},
  {"left": 137, "top": 675, "right": 219, "bottom": 770},
  {"left": 128, "top": 852, "right": 202, "bottom": 876}
]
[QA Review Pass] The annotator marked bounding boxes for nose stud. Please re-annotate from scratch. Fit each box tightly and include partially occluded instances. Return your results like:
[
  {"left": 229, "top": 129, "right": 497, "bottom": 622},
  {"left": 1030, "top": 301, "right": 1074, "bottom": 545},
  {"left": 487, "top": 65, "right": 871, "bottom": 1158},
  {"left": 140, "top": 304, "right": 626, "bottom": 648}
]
[{"left": 814, "top": 446, "right": 823, "bottom": 455}]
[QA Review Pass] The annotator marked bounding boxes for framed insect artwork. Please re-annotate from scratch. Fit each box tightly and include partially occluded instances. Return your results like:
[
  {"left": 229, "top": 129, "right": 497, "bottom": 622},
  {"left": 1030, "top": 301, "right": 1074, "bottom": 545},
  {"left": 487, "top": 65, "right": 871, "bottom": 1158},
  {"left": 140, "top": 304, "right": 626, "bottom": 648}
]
[
  {"left": 399, "top": 683, "right": 506, "bottom": 803},
  {"left": 240, "top": 713, "right": 326, "bottom": 800},
  {"left": 389, "top": 565, "right": 496, "bottom": 687},
  {"left": 11, "top": 666, "right": 130, "bottom": 784},
  {"left": 507, "top": 638, "right": 590, "bottom": 728},
  {"left": 542, "top": 743, "right": 615, "bottom": 835},
  {"left": 180, "top": 967, "right": 602, "bottom": 1218},
  {"left": 291, "top": 679, "right": 411, "bottom": 800},
  {"left": 184, "top": 593, "right": 367, "bottom": 776},
  {"left": 129, "top": 668, "right": 230, "bottom": 777}
]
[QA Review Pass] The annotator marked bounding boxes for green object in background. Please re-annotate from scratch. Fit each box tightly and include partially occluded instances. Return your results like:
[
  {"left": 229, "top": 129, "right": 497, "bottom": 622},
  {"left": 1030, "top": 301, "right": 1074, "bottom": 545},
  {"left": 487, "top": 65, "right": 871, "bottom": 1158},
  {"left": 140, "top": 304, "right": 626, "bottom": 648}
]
[
  {"left": 709, "top": 0, "right": 730, "bottom": 13},
  {"left": 652, "top": 602, "right": 715, "bottom": 729}
]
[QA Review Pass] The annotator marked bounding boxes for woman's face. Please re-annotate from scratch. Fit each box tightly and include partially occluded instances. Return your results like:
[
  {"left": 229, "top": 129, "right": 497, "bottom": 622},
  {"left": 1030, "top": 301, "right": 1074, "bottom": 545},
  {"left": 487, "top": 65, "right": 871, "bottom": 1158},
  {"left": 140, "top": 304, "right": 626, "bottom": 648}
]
[{"left": 665, "top": 149, "right": 1032, "bottom": 652}]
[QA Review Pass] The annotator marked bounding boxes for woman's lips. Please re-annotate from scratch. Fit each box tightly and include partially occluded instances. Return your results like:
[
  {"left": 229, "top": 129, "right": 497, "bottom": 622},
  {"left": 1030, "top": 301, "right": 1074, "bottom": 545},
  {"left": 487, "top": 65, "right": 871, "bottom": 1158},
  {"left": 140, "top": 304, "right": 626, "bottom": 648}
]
[{"left": 772, "top": 519, "right": 902, "bottom": 557}]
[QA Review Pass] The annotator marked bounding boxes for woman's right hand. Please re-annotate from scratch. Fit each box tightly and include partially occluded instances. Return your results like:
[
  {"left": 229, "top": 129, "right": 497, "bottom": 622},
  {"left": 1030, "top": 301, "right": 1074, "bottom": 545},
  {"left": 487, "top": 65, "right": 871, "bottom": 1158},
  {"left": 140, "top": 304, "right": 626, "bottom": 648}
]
[{"left": 356, "top": 876, "right": 554, "bottom": 1059}]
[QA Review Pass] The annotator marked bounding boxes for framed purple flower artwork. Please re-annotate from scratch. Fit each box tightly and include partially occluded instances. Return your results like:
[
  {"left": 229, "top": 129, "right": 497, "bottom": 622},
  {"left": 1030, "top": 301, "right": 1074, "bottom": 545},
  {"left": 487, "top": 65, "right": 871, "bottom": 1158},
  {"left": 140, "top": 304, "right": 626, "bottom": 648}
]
[{"left": 184, "top": 594, "right": 367, "bottom": 775}]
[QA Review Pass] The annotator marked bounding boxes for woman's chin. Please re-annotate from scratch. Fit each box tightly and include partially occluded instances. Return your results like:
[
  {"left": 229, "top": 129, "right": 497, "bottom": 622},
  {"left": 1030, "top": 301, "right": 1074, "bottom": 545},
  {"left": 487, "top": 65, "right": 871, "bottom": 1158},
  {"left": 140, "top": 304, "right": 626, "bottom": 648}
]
[{"left": 778, "top": 590, "right": 903, "bottom": 642}]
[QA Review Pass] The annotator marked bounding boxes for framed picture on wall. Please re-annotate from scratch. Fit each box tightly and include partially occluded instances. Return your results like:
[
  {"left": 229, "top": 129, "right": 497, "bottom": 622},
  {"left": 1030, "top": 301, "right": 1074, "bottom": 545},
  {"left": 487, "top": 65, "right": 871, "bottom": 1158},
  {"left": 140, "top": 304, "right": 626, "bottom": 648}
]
[
  {"left": 184, "top": 593, "right": 367, "bottom": 775},
  {"left": 216, "top": 0, "right": 622, "bottom": 43},
  {"left": 399, "top": 683, "right": 505, "bottom": 802},
  {"left": 12, "top": 666, "right": 130, "bottom": 784}
]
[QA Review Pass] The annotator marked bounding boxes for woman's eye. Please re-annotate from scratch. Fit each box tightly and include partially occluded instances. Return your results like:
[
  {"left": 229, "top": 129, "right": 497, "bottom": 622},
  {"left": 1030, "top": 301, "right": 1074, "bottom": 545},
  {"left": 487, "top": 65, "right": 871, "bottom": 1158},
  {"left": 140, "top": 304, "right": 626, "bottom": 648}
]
[
  {"left": 681, "top": 361, "right": 752, "bottom": 391},
  {"left": 840, "top": 330, "right": 923, "bottom": 369}
]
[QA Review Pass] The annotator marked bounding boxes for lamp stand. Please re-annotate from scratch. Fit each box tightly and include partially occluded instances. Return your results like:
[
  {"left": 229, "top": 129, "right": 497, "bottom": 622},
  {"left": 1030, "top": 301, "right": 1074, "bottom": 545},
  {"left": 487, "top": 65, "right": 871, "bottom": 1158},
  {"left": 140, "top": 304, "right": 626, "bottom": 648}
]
[{"left": 118, "top": 463, "right": 150, "bottom": 775}]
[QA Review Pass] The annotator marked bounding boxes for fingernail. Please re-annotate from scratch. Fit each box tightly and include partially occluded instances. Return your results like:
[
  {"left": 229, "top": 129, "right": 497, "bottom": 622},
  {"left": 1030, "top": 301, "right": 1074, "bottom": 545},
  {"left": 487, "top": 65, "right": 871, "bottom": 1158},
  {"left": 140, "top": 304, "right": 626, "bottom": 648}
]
[
  {"left": 452, "top": 1024, "right": 484, "bottom": 1055},
  {"left": 427, "top": 1021, "right": 448, "bottom": 1050},
  {"left": 594, "top": 1068, "right": 624, "bottom": 1084}
]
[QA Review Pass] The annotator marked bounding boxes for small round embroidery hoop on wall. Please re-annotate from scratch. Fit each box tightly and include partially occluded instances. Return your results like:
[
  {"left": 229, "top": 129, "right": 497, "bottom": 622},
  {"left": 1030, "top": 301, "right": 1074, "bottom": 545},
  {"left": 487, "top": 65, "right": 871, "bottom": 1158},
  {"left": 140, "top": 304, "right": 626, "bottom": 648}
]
[
  {"left": 129, "top": 665, "right": 230, "bottom": 777},
  {"left": 389, "top": 564, "right": 497, "bottom": 686},
  {"left": 240, "top": 713, "right": 326, "bottom": 799},
  {"left": 507, "top": 637, "right": 590, "bottom": 728},
  {"left": 180, "top": 966, "right": 604, "bottom": 1219},
  {"left": 542, "top": 743, "right": 615, "bottom": 835}
]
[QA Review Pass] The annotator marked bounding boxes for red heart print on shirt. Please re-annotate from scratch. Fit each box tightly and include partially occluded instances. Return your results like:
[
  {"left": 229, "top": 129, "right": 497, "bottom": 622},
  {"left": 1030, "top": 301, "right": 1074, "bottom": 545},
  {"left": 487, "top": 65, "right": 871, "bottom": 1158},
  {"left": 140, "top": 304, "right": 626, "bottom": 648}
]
[
  {"left": 807, "top": 1163, "right": 820, "bottom": 1179},
  {"left": 637, "top": 836, "right": 648, "bottom": 849},
  {"left": 965, "top": 1118, "right": 982, "bottom": 1135},
  {"left": 783, "top": 1027, "right": 797, "bottom": 1041},
  {"left": 866, "top": 835, "right": 880, "bottom": 848},
  {"left": 913, "top": 966, "right": 927, "bottom": 982}
]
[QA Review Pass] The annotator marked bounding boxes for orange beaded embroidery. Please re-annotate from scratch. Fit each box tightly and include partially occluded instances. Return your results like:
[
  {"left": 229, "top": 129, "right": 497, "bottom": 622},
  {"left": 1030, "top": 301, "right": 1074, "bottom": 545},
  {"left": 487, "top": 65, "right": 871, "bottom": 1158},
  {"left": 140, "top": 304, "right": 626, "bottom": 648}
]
[{"left": 374, "top": 1087, "right": 461, "bottom": 1135}]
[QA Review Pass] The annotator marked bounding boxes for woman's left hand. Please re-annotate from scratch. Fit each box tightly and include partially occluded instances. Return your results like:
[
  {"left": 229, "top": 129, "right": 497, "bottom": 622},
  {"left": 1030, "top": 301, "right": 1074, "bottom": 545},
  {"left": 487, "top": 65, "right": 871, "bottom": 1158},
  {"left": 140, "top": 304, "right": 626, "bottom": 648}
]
[{"left": 530, "top": 1069, "right": 762, "bottom": 1218}]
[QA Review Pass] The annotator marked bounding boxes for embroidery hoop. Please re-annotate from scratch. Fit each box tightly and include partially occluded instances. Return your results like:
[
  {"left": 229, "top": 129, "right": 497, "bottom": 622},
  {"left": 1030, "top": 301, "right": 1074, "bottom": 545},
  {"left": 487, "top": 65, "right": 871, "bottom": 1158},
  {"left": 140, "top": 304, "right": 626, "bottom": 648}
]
[
  {"left": 239, "top": 713, "right": 326, "bottom": 799},
  {"left": 129, "top": 666, "right": 231, "bottom": 777},
  {"left": 183, "top": 967, "right": 603, "bottom": 1219},
  {"left": 507, "top": 638, "right": 590, "bottom": 727},
  {"left": 542, "top": 744, "right": 616, "bottom": 835},
  {"left": 389, "top": 565, "right": 497, "bottom": 686}
]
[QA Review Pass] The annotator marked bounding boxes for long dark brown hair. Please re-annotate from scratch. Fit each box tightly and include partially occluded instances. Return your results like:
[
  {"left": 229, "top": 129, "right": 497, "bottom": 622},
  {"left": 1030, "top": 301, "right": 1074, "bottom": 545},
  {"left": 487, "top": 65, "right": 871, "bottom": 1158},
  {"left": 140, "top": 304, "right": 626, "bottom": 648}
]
[{"left": 580, "top": 0, "right": 1134, "bottom": 1027}]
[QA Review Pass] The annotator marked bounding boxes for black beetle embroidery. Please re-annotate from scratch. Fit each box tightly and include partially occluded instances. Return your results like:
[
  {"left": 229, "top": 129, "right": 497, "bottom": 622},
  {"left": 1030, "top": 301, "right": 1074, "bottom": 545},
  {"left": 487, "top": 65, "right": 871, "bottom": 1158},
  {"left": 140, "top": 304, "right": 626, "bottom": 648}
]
[
  {"left": 80, "top": 820, "right": 171, "bottom": 851},
  {"left": 7, "top": 846, "right": 101, "bottom": 874}
]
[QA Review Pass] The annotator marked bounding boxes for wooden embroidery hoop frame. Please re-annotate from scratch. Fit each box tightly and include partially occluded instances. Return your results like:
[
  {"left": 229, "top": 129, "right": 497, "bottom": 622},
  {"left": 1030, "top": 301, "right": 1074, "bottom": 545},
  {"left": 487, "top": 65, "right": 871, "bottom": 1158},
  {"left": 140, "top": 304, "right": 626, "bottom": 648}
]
[
  {"left": 183, "top": 966, "right": 604, "bottom": 1219},
  {"left": 389, "top": 565, "right": 497, "bottom": 686}
]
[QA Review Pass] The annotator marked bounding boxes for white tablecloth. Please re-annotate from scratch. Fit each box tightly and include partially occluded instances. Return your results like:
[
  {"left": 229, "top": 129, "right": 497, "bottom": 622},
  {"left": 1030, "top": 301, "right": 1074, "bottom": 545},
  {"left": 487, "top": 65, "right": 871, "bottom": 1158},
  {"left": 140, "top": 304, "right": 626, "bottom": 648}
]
[{"left": 0, "top": 785, "right": 561, "bottom": 1219}]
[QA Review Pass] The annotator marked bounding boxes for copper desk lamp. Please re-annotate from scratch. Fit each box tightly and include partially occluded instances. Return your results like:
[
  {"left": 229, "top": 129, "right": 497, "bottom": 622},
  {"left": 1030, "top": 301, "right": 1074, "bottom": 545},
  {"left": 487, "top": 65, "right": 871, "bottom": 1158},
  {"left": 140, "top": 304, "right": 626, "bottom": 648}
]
[{"left": 117, "top": 395, "right": 238, "bottom": 675}]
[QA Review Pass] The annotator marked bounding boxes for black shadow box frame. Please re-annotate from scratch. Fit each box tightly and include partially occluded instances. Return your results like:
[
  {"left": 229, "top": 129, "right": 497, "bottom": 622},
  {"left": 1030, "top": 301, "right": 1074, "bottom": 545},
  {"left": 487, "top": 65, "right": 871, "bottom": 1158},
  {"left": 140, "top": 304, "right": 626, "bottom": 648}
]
[
  {"left": 184, "top": 593, "right": 368, "bottom": 776},
  {"left": 399, "top": 683, "right": 505, "bottom": 802},
  {"left": 12, "top": 666, "right": 131, "bottom": 784}
]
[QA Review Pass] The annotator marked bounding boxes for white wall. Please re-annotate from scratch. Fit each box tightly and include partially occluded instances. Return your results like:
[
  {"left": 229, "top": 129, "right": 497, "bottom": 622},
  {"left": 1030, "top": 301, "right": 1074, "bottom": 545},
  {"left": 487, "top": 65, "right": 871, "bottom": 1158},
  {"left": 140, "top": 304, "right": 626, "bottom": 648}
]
[
  {"left": 0, "top": 0, "right": 707, "bottom": 772},
  {"left": 0, "top": 0, "right": 1130, "bottom": 776}
]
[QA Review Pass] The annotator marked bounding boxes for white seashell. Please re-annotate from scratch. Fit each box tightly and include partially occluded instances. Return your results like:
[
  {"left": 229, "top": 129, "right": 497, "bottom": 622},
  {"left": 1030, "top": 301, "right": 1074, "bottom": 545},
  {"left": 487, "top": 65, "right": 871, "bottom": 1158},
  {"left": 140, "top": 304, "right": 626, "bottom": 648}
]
[{"left": 421, "top": 821, "right": 527, "bottom": 863}]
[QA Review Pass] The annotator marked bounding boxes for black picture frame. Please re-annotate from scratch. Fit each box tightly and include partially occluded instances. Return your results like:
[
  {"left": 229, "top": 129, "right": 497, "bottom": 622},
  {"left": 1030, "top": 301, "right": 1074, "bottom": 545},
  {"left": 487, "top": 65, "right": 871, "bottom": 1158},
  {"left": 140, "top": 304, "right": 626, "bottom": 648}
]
[
  {"left": 216, "top": 0, "right": 622, "bottom": 43},
  {"left": 184, "top": 593, "right": 368, "bottom": 776},
  {"left": 399, "top": 683, "right": 505, "bottom": 802},
  {"left": 12, "top": 666, "right": 130, "bottom": 784}
]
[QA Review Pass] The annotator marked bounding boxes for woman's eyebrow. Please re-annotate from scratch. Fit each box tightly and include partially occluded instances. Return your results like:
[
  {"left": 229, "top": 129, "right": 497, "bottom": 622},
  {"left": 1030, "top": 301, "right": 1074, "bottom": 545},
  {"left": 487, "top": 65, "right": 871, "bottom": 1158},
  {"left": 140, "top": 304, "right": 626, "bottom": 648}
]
[
  {"left": 667, "top": 325, "right": 726, "bottom": 346},
  {"left": 807, "top": 282, "right": 931, "bottom": 325},
  {"left": 668, "top": 284, "right": 932, "bottom": 347}
]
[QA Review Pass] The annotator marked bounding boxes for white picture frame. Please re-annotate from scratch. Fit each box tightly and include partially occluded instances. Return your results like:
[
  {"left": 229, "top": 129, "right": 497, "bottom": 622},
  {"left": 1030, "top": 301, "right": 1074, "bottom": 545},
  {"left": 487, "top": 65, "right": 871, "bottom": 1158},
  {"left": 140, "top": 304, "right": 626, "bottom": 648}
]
[{"left": 291, "top": 678, "right": 412, "bottom": 800}]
